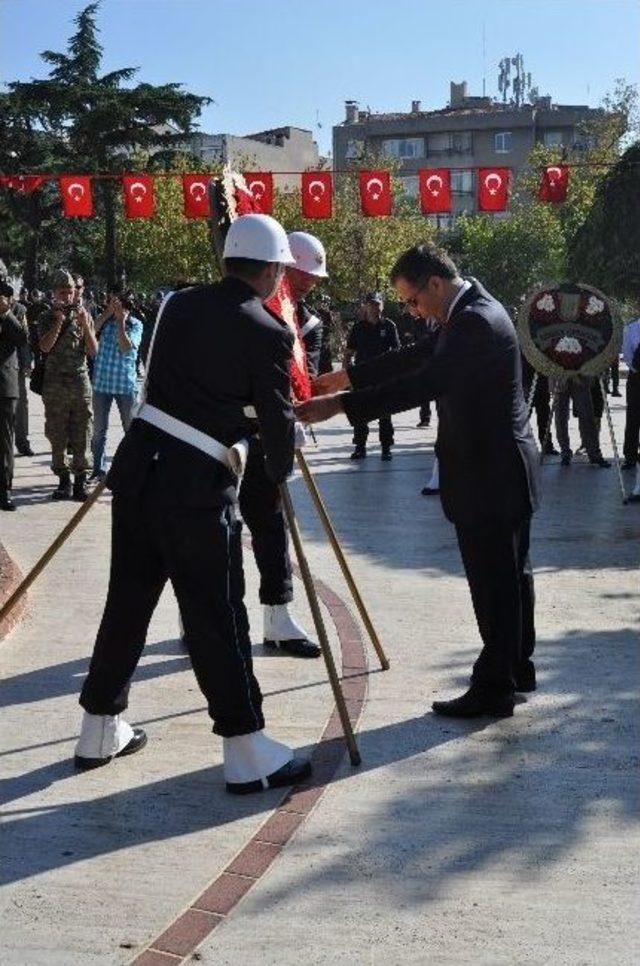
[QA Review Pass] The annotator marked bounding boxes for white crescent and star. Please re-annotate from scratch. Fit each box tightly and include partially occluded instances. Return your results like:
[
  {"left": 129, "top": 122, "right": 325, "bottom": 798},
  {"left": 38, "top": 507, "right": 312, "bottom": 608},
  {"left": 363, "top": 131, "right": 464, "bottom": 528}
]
[
  {"left": 366, "top": 177, "right": 384, "bottom": 200},
  {"left": 425, "top": 174, "right": 443, "bottom": 196},
  {"left": 129, "top": 181, "right": 147, "bottom": 202},
  {"left": 308, "top": 179, "right": 327, "bottom": 201},
  {"left": 484, "top": 173, "right": 503, "bottom": 196},
  {"left": 189, "top": 181, "right": 206, "bottom": 201},
  {"left": 67, "top": 181, "right": 86, "bottom": 201},
  {"left": 547, "top": 166, "right": 563, "bottom": 186},
  {"left": 248, "top": 179, "right": 266, "bottom": 199}
]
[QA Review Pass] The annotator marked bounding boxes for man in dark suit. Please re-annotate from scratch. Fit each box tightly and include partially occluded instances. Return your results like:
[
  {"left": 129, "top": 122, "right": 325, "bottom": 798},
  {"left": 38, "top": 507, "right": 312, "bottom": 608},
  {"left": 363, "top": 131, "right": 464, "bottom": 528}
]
[
  {"left": 0, "top": 280, "right": 28, "bottom": 511},
  {"left": 75, "top": 214, "right": 312, "bottom": 793},
  {"left": 297, "top": 243, "right": 539, "bottom": 718}
]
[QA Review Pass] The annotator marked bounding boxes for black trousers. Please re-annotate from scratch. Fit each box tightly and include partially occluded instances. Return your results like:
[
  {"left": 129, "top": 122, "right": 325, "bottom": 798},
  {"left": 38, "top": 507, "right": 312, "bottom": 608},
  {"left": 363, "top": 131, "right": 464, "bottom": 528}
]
[
  {"left": 623, "top": 372, "right": 640, "bottom": 465},
  {"left": 80, "top": 474, "right": 264, "bottom": 737},
  {"left": 455, "top": 515, "right": 535, "bottom": 696},
  {"left": 0, "top": 397, "right": 17, "bottom": 494},
  {"left": 531, "top": 375, "right": 552, "bottom": 447},
  {"left": 353, "top": 415, "right": 394, "bottom": 450},
  {"left": 238, "top": 437, "right": 293, "bottom": 605}
]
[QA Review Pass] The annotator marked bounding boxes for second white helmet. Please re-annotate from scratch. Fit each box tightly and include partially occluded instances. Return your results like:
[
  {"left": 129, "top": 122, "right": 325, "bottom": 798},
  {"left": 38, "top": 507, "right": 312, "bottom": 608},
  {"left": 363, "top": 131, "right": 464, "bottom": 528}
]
[
  {"left": 287, "top": 231, "right": 328, "bottom": 278},
  {"left": 223, "top": 214, "right": 296, "bottom": 265}
]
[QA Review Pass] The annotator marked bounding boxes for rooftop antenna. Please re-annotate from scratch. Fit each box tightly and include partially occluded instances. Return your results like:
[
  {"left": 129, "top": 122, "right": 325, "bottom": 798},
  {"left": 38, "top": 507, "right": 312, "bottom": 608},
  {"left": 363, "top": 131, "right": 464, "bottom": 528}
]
[{"left": 482, "top": 21, "right": 486, "bottom": 97}]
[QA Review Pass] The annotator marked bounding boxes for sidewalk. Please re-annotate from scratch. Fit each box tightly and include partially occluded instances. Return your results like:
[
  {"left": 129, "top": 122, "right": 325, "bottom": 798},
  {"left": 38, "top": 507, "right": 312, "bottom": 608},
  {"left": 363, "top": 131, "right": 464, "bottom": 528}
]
[{"left": 1, "top": 391, "right": 638, "bottom": 965}]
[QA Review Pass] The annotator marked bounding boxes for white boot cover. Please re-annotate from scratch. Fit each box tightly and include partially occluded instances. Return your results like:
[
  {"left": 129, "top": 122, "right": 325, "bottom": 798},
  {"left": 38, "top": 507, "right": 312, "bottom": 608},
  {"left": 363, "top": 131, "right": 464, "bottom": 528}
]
[
  {"left": 428, "top": 457, "right": 440, "bottom": 490},
  {"left": 75, "top": 712, "right": 135, "bottom": 760},
  {"left": 264, "top": 603, "right": 311, "bottom": 643},
  {"left": 223, "top": 730, "right": 293, "bottom": 787}
]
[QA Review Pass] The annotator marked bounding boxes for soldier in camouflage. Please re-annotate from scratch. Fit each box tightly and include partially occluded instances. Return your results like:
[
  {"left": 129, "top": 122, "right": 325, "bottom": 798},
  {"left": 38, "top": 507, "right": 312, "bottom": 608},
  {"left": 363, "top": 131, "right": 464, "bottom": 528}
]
[{"left": 38, "top": 270, "right": 98, "bottom": 500}]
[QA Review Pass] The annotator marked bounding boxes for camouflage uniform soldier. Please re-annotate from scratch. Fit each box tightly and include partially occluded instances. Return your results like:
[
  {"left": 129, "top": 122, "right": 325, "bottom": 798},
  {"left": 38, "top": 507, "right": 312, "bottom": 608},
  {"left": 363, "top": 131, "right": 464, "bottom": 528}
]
[{"left": 38, "top": 270, "right": 98, "bottom": 500}]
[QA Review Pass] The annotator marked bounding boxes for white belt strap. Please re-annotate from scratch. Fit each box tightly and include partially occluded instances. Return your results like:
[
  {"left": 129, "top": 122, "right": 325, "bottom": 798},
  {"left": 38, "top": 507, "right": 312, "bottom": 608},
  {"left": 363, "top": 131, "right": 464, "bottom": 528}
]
[
  {"left": 300, "top": 314, "right": 321, "bottom": 338},
  {"left": 137, "top": 404, "right": 248, "bottom": 476}
]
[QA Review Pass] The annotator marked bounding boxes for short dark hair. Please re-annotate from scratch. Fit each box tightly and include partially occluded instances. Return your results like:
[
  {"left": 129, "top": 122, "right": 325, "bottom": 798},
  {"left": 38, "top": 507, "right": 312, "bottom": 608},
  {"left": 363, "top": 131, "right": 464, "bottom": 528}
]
[
  {"left": 224, "top": 257, "right": 270, "bottom": 280},
  {"left": 390, "top": 243, "right": 458, "bottom": 286}
]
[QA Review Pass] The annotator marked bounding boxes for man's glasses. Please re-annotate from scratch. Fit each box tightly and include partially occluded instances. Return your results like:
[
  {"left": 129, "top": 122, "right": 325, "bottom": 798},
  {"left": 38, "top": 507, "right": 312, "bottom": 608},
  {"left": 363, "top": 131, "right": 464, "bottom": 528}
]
[{"left": 401, "top": 280, "right": 430, "bottom": 309}]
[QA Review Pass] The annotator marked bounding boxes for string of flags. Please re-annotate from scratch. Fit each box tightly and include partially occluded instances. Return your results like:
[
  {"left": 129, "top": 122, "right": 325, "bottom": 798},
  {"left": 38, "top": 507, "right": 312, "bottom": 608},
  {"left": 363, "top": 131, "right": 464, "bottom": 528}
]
[{"left": 0, "top": 165, "right": 573, "bottom": 219}]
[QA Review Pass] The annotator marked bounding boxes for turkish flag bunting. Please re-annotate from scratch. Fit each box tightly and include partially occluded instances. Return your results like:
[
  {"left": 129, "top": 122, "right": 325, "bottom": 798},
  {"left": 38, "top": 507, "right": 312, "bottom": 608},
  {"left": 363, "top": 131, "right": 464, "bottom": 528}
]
[
  {"left": 419, "top": 168, "right": 452, "bottom": 213},
  {"left": 0, "top": 175, "right": 46, "bottom": 194},
  {"left": 477, "top": 167, "right": 510, "bottom": 212},
  {"left": 182, "top": 174, "right": 211, "bottom": 218},
  {"left": 244, "top": 172, "right": 274, "bottom": 214},
  {"left": 301, "top": 172, "right": 332, "bottom": 219},
  {"left": 359, "top": 169, "right": 392, "bottom": 216},
  {"left": 538, "top": 165, "right": 570, "bottom": 203},
  {"left": 123, "top": 175, "right": 155, "bottom": 218},
  {"left": 59, "top": 176, "right": 94, "bottom": 217}
]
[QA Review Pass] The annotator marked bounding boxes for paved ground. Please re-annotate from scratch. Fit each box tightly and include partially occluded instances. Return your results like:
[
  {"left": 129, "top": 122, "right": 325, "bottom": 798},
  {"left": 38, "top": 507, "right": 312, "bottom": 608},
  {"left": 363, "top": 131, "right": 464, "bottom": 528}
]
[{"left": 1, "top": 388, "right": 638, "bottom": 965}]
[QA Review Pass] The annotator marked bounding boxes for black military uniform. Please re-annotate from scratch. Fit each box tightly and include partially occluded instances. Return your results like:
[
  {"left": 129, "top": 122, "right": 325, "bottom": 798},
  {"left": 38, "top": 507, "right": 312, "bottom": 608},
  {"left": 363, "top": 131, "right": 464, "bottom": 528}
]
[
  {"left": 80, "top": 278, "right": 295, "bottom": 737},
  {"left": 346, "top": 311, "right": 401, "bottom": 456}
]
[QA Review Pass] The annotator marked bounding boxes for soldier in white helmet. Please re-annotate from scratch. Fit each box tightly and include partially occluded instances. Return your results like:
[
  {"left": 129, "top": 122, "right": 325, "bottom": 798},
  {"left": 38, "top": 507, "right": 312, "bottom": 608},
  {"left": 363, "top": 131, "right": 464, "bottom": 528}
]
[
  {"left": 239, "top": 231, "right": 329, "bottom": 659},
  {"left": 74, "top": 214, "right": 312, "bottom": 794}
]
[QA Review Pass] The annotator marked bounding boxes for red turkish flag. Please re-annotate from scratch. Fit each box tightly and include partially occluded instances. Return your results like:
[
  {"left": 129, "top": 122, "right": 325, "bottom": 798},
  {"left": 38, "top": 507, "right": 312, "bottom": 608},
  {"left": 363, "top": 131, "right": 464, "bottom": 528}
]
[
  {"left": 244, "top": 172, "right": 274, "bottom": 214},
  {"left": 123, "top": 175, "right": 155, "bottom": 218},
  {"left": 182, "top": 174, "right": 211, "bottom": 218},
  {"left": 1, "top": 175, "right": 46, "bottom": 194},
  {"left": 59, "top": 176, "right": 94, "bottom": 217},
  {"left": 359, "top": 170, "right": 392, "bottom": 216},
  {"left": 301, "top": 171, "right": 332, "bottom": 219},
  {"left": 477, "top": 167, "right": 510, "bottom": 212},
  {"left": 419, "top": 168, "right": 452, "bottom": 213},
  {"left": 538, "top": 165, "right": 570, "bottom": 203}
]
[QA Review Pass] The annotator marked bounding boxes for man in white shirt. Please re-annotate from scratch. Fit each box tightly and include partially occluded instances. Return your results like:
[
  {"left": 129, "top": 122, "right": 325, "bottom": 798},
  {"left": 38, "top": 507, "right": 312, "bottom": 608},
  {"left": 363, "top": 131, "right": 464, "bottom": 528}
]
[{"left": 622, "top": 315, "right": 640, "bottom": 469}]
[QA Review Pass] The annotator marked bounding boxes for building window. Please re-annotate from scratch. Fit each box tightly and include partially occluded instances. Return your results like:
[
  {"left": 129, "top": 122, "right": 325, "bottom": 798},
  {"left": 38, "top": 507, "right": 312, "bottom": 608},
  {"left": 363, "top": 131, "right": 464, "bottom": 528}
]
[
  {"left": 544, "top": 130, "right": 564, "bottom": 148},
  {"left": 451, "top": 169, "right": 474, "bottom": 194},
  {"left": 427, "top": 132, "right": 472, "bottom": 155},
  {"left": 382, "top": 137, "right": 425, "bottom": 159},
  {"left": 494, "top": 132, "right": 513, "bottom": 153},
  {"left": 345, "top": 139, "right": 364, "bottom": 161},
  {"left": 399, "top": 175, "right": 419, "bottom": 198}
]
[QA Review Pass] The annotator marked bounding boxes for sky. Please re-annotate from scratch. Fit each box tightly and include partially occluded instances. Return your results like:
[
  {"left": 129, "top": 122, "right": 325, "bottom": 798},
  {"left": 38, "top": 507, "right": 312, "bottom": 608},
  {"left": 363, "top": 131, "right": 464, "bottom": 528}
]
[{"left": 2, "top": 0, "right": 639, "bottom": 156}]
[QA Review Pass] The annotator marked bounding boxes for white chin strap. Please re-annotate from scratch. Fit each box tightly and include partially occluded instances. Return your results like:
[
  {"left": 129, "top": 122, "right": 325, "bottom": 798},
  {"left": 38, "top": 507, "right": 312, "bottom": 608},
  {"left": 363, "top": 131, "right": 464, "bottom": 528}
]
[
  {"left": 75, "top": 712, "right": 134, "bottom": 759},
  {"left": 223, "top": 730, "right": 293, "bottom": 786},
  {"left": 428, "top": 457, "right": 439, "bottom": 490},
  {"left": 264, "top": 603, "right": 309, "bottom": 642}
]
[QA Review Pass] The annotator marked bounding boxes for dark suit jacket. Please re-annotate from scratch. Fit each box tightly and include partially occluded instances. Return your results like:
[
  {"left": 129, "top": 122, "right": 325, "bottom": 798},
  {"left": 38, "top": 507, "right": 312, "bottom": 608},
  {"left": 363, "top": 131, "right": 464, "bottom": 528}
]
[
  {"left": 0, "top": 310, "right": 27, "bottom": 399},
  {"left": 107, "top": 277, "right": 295, "bottom": 506},
  {"left": 344, "top": 279, "right": 539, "bottom": 526}
]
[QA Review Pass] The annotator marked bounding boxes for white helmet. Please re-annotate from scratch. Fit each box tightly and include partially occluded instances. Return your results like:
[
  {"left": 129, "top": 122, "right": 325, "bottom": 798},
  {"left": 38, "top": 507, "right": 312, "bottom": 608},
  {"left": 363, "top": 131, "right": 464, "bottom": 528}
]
[
  {"left": 223, "top": 213, "right": 295, "bottom": 265},
  {"left": 287, "top": 231, "right": 328, "bottom": 278}
]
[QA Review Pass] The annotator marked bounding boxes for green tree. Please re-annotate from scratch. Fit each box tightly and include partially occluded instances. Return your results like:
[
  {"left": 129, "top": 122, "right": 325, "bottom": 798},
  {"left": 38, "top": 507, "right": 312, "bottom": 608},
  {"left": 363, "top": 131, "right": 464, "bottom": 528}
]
[{"left": 1, "top": 1, "right": 209, "bottom": 287}]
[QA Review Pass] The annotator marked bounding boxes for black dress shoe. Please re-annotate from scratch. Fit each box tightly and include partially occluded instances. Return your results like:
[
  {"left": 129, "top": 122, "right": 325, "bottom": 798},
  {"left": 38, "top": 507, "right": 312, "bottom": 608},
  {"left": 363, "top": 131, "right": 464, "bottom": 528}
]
[
  {"left": 621, "top": 461, "right": 636, "bottom": 471},
  {"left": 226, "top": 756, "right": 312, "bottom": 795},
  {"left": 350, "top": 447, "right": 367, "bottom": 460},
  {"left": 589, "top": 456, "right": 611, "bottom": 468},
  {"left": 16, "top": 444, "right": 34, "bottom": 457},
  {"left": 432, "top": 687, "right": 514, "bottom": 718},
  {"left": 515, "top": 664, "right": 536, "bottom": 692},
  {"left": 264, "top": 637, "right": 321, "bottom": 658},
  {"left": 0, "top": 494, "right": 16, "bottom": 511},
  {"left": 381, "top": 449, "right": 392, "bottom": 461},
  {"left": 421, "top": 486, "right": 440, "bottom": 496},
  {"left": 560, "top": 453, "right": 572, "bottom": 467},
  {"left": 74, "top": 728, "right": 148, "bottom": 770}
]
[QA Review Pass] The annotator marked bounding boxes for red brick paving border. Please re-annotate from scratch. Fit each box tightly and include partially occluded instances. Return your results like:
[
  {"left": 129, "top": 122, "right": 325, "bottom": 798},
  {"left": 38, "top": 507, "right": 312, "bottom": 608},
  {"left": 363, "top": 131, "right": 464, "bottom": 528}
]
[
  {"left": 130, "top": 560, "right": 369, "bottom": 965},
  {"left": 0, "top": 542, "right": 25, "bottom": 642}
]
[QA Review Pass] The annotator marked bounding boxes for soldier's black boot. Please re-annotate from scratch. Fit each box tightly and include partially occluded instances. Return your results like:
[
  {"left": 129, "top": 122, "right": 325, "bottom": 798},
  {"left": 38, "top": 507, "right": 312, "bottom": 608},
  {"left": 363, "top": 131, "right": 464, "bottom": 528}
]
[
  {"left": 72, "top": 473, "right": 90, "bottom": 502},
  {"left": 51, "top": 471, "right": 72, "bottom": 501}
]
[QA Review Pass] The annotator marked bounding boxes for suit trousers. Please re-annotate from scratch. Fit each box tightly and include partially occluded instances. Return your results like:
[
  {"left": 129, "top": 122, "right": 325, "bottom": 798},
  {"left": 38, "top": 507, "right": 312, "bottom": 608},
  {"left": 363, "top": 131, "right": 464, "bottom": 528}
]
[
  {"left": 353, "top": 414, "right": 394, "bottom": 450},
  {"left": 455, "top": 515, "right": 535, "bottom": 695},
  {"left": 0, "top": 397, "right": 17, "bottom": 493},
  {"left": 80, "top": 472, "right": 264, "bottom": 737},
  {"left": 554, "top": 382, "right": 601, "bottom": 460},
  {"left": 16, "top": 369, "right": 29, "bottom": 449},
  {"left": 238, "top": 437, "right": 293, "bottom": 605},
  {"left": 623, "top": 371, "right": 640, "bottom": 465}
]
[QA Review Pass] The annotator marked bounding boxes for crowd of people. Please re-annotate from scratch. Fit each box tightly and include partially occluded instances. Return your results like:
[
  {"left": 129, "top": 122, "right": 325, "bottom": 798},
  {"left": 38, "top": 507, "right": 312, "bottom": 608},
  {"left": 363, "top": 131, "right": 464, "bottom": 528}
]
[{"left": 1, "top": 261, "right": 639, "bottom": 513}]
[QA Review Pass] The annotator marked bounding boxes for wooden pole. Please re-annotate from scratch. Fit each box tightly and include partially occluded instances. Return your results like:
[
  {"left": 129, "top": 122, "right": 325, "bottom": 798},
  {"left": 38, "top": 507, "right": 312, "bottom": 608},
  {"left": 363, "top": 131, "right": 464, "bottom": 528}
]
[
  {"left": 279, "top": 481, "right": 361, "bottom": 766},
  {"left": 599, "top": 376, "right": 628, "bottom": 504},
  {"left": 0, "top": 482, "right": 107, "bottom": 626},
  {"left": 295, "top": 449, "right": 390, "bottom": 670}
]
